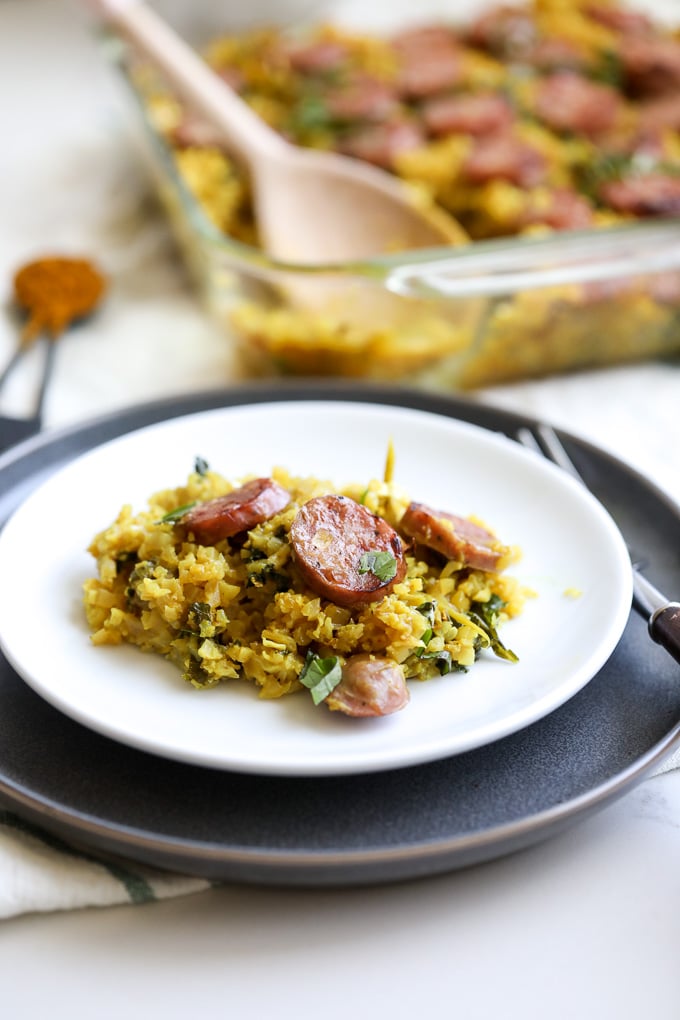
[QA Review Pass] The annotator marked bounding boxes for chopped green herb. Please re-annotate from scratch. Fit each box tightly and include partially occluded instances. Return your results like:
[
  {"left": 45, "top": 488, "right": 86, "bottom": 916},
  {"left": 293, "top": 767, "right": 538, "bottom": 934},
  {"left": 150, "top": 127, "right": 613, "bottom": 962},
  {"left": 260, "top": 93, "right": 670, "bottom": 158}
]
[
  {"left": 288, "top": 95, "right": 334, "bottom": 133},
  {"left": 157, "top": 501, "right": 197, "bottom": 524},
  {"left": 577, "top": 151, "right": 633, "bottom": 200},
  {"left": 246, "top": 564, "right": 290, "bottom": 591},
  {"left": 184, "top": 602, "right": 214, "bottom": 637},
  {"left": 245, "top": 548, "right": 268, "bottom": 561},
  {"left": 419, "top": 650, "right": 467, "bottom": 675},
  {"left": 416, "top": 601, "right": 436, "bottom": 626},
  {"left": 468, "top": 596, "right": 519, "bottom": 663},
  {"left": 358, "top": 550, "right": 398, "bottom": 582},
  {"left": 591, "top": 49, "right": 623, "bottom": 87},
  {"left": 194, "top": 456, "right": 209, "bottom": 476},
  {"left": 181, "top": 651, "right": 218, "bottom": 689},
  {"left": 299, "top": 651, "right": 343, "bottom": 705}
]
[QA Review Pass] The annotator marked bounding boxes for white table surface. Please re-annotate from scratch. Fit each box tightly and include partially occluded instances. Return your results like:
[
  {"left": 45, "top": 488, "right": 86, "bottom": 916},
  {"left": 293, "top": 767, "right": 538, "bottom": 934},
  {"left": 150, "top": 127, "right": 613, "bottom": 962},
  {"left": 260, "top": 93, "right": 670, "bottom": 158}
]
[{"left": 1, "top": 1, "right": 680, "bottom": 1016}]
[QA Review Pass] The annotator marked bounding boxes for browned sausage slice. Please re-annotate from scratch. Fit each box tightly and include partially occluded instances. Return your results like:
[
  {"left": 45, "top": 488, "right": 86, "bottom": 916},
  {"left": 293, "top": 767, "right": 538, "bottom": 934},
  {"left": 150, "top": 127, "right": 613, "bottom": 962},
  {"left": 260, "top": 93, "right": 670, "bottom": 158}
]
[
  {"left": 324, "top": 74, "right": 398, "bottom": 122},
  {"left": 326, "top": 654, "right": 410, "bottom": 717},
  {"left": 290, "top": 495, "right": 407, "bottom": 606},
  {"left": 534, "top": 72, "right": 621, "bottom": 138},
  {"left": 618, "top": 36, "right": 680, "bottom": 98},
  {"left": 598, "top": 173, "right": 680, "bottom": 218},
  {"left": 287, "top": 40, "right": 351, "bottom": 75},
  {"left": 182, "top": 478, "right": 291, "bottom": 544},
  {"left": 338, "top": 120, "right": 425, "bottom": 168},
  {"left": 393, "top": 32, "right": 463, "bottom": 99},
  {"left": 521, "top": 188, "right": 594, "bottom": 231},
  {"left": 422, "top": 92, "right": 514, "bottom": 137},
  {"left": 584, "top": 4, "right": 654, "bottom": 36},
  {"left": 465, "top": 6, "right": 537, "bottom": 58},
  {"left": 462, "top": 132, "right": 547, "bottom": 187},
  {"left": 400, "top": 501, "right": 502, "bottom": 571},
  {"left": 639, "top": 95, "right": 680, "bottom": 133}
]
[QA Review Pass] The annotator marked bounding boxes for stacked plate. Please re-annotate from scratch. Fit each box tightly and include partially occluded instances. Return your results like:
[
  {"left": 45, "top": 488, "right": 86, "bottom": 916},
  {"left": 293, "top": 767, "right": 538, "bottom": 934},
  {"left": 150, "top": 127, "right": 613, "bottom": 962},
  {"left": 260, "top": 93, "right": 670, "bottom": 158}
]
[{"left": 0, "top": 384, "right": 678, "bottom": 885}]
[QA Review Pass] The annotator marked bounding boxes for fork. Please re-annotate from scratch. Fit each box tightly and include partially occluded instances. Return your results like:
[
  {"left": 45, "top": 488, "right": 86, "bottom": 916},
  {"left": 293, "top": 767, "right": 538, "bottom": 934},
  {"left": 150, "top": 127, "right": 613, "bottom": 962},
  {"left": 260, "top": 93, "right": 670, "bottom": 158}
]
[
  {"left": 517, "top": 422, "right": 680, "bottom": 666},
  {"left": 0, "top": 336, "right": 57, "bottom": 455}
]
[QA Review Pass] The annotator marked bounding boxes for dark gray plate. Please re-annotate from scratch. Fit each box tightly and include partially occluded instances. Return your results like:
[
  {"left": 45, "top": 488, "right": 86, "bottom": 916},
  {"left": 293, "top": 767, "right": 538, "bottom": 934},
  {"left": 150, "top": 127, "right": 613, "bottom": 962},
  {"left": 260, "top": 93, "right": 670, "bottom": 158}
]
[{"left": 1, "top": 382, "right": 679, "bottom": 886}]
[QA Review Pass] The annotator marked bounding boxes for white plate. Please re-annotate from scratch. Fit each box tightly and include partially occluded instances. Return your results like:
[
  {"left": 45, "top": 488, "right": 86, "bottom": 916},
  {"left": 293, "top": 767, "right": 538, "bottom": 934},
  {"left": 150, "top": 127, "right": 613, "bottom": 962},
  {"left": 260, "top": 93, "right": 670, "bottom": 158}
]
[{"left": 0, "top": 401, "right": 632, "bottom": 776}]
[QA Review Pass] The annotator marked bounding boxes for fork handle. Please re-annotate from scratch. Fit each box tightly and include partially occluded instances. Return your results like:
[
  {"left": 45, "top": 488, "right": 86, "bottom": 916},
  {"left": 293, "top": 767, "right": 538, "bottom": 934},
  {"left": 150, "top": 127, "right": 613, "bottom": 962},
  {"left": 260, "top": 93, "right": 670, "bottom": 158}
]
[{"left": 649, "top": 604, "right": 680, "bottom": 666}]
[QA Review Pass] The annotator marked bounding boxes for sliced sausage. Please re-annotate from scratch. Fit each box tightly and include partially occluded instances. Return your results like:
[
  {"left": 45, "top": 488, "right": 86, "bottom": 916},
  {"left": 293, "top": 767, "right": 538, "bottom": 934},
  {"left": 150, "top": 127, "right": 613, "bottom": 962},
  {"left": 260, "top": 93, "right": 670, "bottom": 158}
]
[
  {"left": 598, "top": 173, "right": 680, "bottom": 218},
  {"left": 462, "top": 132, "right": 546, "bottom": 187},
  {"left": 465, "top": 5, "right": 537, "bottom": 59},
  {"left": 422, "top": 92, "right": 514, "bottom": 137},
  {"left": 182, "top": 478, "right": 291, "bottom": 544},
  {"left": 391, "top": 25, "right": 460, "bottom": 53},
  {"left": 326, "top": 654, "right": 410, "bottom": 718},
  {"left": 324, "top": 75, "right": 398, "bottom": 122},
  {"left": 338, "top": 119, "right": 425, "bottom": 168},
  {"left": 287, "top": 40, "right": 351, "bottom": 75},
  {"left": 525, "top": 37, "right": 586, "bottom": 72},
  {"left": 290, "top": 495, "right": 407, "bottom": 607},
  {"left": 618, "top": 36, "right": 680, "bottom": 98},
  {"left": 400, "top": 502, "right": 502, "bottom": 571},
  {"left": 172, "top": 114, "right": 225, "bottom": 149},
  {"left": 584, "top": 4, "right": 654, "bottom": 36},
  {"left": 521, "top": 188, "right": 595, "bottom": 231},
  {"left": 639, "top": 95, "right": 680, "bottom": 133},
  {"left": 394, "top": 36, "right": 463, "bottom": 99},
  {"left": 534, "top": 72, "right": 621, "bottom": 138}
]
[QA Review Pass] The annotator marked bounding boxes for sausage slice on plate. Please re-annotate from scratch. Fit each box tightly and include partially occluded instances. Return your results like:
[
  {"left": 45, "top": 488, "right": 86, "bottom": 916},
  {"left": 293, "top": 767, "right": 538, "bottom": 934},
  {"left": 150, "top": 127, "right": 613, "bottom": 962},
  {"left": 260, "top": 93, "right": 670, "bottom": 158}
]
[
  {"left": 290, "top": 494, "right": 407, "bottom": 606},
  {"left": 182, "top": 477, "right": 291, "bottom": 544},
  {"left": 327, "top": 654, "right": 410, "bottom": 717},
  {"left": 400, "top": 501, "right": 502, "bottom": 571}
]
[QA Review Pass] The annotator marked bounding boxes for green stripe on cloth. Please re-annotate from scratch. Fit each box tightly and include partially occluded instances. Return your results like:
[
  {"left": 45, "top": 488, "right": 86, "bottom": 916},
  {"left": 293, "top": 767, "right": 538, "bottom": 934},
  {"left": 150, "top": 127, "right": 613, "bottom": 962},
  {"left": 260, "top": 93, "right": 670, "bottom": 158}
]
[{"left": 0, "top": 810, "right": 156, "bottom": 904}]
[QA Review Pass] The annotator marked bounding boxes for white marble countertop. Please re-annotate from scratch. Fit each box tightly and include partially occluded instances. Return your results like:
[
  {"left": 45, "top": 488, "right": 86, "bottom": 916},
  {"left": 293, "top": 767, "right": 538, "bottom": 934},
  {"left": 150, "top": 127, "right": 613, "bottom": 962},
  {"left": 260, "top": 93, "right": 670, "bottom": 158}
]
[{"left": 1, "top": 2, "right": 679, "bottom": 1016}]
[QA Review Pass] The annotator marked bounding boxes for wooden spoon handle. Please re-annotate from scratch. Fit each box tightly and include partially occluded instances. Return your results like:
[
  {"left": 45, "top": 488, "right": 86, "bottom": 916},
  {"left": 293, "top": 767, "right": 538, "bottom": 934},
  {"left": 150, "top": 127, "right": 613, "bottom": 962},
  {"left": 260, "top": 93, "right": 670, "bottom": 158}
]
[{"left": 89, "top": 0, "right": 286, "bottom": 164}]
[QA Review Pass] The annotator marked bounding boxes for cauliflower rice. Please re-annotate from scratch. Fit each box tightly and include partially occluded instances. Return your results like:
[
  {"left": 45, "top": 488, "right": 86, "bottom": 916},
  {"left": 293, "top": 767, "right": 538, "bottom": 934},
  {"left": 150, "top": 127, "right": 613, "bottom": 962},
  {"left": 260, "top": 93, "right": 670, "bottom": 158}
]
[{"left": 83, "top": 462, "right": 527, "bottom": 705}]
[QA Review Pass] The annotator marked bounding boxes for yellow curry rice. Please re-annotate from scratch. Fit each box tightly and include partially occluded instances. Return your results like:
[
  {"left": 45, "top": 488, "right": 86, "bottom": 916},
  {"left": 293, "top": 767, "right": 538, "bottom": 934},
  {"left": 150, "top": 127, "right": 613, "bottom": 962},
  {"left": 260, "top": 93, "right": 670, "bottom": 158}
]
[{"left": 83, "top": 465, "right": 526, "bottom": 702}]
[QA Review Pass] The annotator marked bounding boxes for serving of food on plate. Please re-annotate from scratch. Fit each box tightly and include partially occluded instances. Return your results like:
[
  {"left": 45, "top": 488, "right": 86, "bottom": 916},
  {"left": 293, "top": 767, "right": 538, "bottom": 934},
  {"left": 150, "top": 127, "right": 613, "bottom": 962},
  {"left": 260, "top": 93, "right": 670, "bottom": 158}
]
[
  {"left": 0, "top": 401, "right": 633, "bottom": 774},
  {"left": 124, "top": 0, "right": 680, "bottom": 385},
  {"left": 83, "top": 455, "right": 525, "bottom": 719}
]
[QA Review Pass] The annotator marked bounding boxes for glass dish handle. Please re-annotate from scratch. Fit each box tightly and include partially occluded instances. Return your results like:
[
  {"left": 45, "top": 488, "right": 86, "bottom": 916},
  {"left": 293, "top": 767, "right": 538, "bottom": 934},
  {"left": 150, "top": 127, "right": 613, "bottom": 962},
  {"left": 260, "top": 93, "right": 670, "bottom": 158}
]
[{"left": 384, "top": 220, "right": 680, "bottom": 300}]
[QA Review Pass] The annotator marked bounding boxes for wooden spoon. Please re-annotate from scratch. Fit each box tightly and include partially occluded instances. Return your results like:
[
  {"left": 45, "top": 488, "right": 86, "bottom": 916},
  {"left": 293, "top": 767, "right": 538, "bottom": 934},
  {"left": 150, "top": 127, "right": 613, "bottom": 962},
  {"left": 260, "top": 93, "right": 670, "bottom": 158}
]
[{"left": 89, "top": 0, "right": 465, "bottom": 264}]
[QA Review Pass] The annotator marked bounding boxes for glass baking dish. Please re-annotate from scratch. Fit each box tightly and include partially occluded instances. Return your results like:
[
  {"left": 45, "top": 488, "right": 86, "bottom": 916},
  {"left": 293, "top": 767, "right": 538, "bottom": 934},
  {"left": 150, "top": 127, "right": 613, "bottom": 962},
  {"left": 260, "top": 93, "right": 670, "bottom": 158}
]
[{"left": 107, "top": 0, "right": 680, "bottom": 388}]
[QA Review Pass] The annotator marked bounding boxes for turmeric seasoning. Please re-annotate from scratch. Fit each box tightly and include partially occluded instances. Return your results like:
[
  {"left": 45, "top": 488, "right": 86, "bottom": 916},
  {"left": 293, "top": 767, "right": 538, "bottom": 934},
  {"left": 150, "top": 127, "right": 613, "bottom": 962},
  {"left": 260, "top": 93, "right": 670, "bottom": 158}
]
[{"left": 13, "top": 256, "right": 106, "bottom": 343}]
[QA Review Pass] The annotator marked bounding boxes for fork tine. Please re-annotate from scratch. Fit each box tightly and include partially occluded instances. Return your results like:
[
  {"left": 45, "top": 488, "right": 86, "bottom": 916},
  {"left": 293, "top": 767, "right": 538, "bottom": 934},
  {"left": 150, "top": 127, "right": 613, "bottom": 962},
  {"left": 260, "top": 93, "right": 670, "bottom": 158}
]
[
  {"left": 517, "top": 424, "right": 582, "bottom": 480},
  {"left": 516, "top": 423, "right": 675, "bottom": 626},
  {"left": 515, "top": 426, "right": 543, "bottom": 457},
  {"left": 534, "top": 423, "right": 582, "bottom": 478}
]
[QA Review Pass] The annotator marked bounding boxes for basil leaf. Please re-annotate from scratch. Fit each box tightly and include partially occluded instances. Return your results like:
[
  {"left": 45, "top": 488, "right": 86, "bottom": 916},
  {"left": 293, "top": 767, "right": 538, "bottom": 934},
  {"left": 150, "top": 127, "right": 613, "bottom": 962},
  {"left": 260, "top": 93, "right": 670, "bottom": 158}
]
[
  {"left": 299, "top": 651, "right": 343, "bottom": 706},
  {"left": 194, "top": 456, "right": 209, "bottom": 476},
  {"left": 358, "top": 550, "right": 397, "bottom": 582},
  {"left": 157, "top": 501, "right": 197, "bottom": 524}
]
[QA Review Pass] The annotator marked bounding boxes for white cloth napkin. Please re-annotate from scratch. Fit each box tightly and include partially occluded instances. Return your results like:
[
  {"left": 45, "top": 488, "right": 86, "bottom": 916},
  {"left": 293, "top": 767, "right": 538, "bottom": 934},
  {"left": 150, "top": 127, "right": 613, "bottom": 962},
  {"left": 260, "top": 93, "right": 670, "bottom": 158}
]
[{"left": 0, "top": 810, "right": 211, "bottom": 920}]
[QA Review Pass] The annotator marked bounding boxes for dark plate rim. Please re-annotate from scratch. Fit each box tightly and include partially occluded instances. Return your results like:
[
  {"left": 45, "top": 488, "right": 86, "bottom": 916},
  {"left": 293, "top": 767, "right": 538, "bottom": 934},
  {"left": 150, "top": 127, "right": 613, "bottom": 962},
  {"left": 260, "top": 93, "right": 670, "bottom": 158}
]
[{"left": 1, "top": 380, "right": 679, "bottom": 879}]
